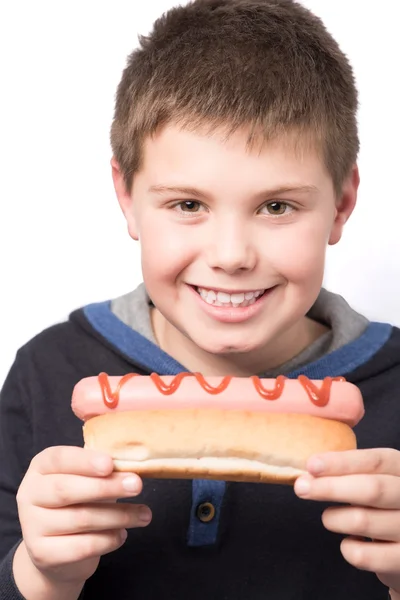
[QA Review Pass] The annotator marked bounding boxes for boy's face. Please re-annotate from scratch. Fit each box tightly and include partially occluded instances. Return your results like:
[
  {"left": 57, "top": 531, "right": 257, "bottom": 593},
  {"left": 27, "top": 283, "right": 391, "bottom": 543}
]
[{"left": 113, "top": 124, "right": 358, "bottom": 372}]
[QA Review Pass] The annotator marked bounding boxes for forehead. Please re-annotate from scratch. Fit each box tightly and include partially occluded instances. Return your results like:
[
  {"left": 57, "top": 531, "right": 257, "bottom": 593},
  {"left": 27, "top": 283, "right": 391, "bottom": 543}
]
[
  {"left": 138, "top": 123, "right": 332, "bottom": 193},
  {"left": 144, "top": 122, "right": 321, "bottom": 162}
]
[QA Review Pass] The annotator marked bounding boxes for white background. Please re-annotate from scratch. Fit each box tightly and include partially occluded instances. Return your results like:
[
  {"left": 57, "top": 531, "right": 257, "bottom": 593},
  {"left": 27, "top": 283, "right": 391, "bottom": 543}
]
[{"left": 0, "top": 1, "right": 399, "bottom": 387}]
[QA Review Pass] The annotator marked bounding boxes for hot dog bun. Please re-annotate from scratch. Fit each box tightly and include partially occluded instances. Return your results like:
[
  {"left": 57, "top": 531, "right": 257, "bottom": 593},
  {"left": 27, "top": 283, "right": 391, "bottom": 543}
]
[
  {"left": 83, "top": 408, "right": 357, "bottom": 484},
  {"left": 72, "top": 373, "right": 364, "bottom": 485}
]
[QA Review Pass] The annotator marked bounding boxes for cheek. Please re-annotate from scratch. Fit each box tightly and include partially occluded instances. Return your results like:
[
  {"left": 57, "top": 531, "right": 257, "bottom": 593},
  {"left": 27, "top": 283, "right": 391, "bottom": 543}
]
[
  {"left": 139, "top": 217, "right": 198, "bottom": 281},
  {"left": 265, "top": 219, "right": 330, "bottom": 282}
]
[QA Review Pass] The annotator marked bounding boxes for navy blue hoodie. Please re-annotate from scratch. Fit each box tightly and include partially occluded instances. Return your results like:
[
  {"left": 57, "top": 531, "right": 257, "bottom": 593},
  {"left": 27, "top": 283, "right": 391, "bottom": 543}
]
[{"left": 0, "top": 301, "right": 397, "bottom": 599}]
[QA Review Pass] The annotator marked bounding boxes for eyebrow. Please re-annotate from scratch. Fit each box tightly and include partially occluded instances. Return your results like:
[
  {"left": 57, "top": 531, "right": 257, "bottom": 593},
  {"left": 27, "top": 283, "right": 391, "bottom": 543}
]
[{"left": 148, "top": 184, "right": 320, "bottom": 199}]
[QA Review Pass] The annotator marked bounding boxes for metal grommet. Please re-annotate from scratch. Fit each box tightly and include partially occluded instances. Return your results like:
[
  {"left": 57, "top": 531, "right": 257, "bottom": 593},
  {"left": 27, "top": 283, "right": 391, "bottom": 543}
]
[{"left": 196, "top": 502, "right": 216, "bottom": 523}]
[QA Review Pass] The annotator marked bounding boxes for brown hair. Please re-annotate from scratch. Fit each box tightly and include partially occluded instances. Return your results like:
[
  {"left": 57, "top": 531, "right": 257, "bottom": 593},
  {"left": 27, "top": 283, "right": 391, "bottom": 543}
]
[{"left": 110, "top": 0, "right": 359, "bottom": 197}]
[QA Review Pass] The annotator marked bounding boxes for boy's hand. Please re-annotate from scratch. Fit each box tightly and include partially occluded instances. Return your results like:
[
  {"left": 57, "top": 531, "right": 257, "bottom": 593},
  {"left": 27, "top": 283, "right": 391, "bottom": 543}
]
[
  {"left": 294, "top": 448, "right": 400, "bottom": 594},
  {"left": 15, "top": 446, "right": 152, "bottom": 589}
]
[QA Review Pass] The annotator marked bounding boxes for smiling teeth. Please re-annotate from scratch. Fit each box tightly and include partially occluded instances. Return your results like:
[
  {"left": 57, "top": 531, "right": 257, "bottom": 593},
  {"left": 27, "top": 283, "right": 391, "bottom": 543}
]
[{"left": 197, "top": 287, "right": 265, "bottom": 307}]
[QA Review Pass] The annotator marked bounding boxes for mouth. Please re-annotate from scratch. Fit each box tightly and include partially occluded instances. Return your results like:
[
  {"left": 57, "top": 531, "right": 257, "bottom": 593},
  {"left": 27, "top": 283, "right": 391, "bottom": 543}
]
[{"left": 194, "top": 286, "right": 267, "bottom": 308}]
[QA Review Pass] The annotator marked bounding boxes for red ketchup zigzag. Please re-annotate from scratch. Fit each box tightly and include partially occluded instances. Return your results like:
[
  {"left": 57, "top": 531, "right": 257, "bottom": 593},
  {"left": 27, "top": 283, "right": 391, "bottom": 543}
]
[{"left": 97, "top": 372, "right": 345, "bottom": 410}]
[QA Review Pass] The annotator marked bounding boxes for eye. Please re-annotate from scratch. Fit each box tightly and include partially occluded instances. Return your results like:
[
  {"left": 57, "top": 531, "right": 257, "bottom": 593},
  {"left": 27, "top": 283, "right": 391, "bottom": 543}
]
[
  {"left": 169, "top": 199, "right": 208, "bottom": 219},
  {"left": 177, "top": 200, "right": 202, "bottom": 212},
  {"left": 261, "top": 201, "right": 293, "bottom": 216},
  {"left": 172, "top": 200, "right": 207, "bottom": 216}
]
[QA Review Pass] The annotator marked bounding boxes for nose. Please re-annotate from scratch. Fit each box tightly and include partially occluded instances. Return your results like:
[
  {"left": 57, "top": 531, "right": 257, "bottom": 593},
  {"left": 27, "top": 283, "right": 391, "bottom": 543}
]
[{"left": 205, "top": 217, "right": 257, "bottom": 274}]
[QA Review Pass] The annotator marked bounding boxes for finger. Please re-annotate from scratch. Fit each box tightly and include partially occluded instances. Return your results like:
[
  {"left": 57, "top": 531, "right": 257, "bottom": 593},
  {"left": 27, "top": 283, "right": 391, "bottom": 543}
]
[
  {"left": 340, "top": 535, "right": 400, "bottom": 574},
  {"left": 30, "top": 529, "right": 128, "bottom": 570},
  {"left": 322, "top": 506, "right": 400, "bottom": 542},
  {"left": 32, "top": 446, "right": 114, "bottom": 477},
  {"left": 294, "top": 473, "right": 400, "bottom": 509},
  {"left": 306, "top": 448, "right": 400, "bottom": 478},
  {"left": 31, "top": 472, "right": 143, "bottom": 508},
  {"left": 40, "top": 503, "right": 152, "bottom": 535}
]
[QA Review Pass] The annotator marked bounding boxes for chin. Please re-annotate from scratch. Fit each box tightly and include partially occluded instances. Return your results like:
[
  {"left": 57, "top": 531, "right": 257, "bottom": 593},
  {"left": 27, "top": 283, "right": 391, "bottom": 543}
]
[{"left": 190, "top": 334, "right": 261, "bottom": 356}]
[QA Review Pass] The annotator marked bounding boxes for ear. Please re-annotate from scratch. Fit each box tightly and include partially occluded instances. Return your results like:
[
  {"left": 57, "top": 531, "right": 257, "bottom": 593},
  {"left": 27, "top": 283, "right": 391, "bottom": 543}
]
[
  {"left": 328, "top": 164, "right": 360, "bottom": 246},
  {"left": 111, "top": 157, "right": 139, "bottom": 241}
]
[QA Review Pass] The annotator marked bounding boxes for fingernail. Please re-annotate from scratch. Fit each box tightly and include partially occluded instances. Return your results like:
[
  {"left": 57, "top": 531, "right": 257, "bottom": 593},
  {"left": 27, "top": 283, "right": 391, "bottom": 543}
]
[
  {"left": 122, "top": 476, "right": 141, "bottom": 494},
  {"left": 120, "top": 529, "right": 128, "bottom": 541},
  {"left": 139, "top": 507, "right": 152, "bottom": 523},
  {"left": 308, "top": 457, "right": 325, "bottom": 475},
  {"left": 295, "top": 478, "right": 311, "bottom": 497}
]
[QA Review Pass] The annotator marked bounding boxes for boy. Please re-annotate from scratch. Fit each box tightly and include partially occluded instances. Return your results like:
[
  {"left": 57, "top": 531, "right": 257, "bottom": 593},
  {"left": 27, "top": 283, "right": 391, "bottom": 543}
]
[{"left": 1, "top": 0, "right": 400, "bottom": 598}]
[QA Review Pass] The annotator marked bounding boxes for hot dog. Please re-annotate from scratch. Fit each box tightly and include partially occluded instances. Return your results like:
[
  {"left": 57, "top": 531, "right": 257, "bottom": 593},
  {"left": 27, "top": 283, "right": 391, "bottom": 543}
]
[{"left": 71, "top": 372, "right": 364, "bottom": 484}]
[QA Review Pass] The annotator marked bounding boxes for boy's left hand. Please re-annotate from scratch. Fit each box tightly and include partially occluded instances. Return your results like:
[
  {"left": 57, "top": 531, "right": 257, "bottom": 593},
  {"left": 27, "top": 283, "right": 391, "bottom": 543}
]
[{"left": 294, "top": 448, "right": 400, "bottom": 594}]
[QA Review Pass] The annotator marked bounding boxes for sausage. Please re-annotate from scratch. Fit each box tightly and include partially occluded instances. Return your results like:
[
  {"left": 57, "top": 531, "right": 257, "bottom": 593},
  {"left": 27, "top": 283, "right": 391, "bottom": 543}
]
[{"left": 71, "top": 372, "right": 364, "bottom": 427}]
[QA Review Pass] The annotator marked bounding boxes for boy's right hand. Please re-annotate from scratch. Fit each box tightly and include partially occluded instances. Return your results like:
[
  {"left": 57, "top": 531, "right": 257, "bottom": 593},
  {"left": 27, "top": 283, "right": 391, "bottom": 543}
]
[{"left": 15, "top": 446, "right": 152, "bottom": 588}]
